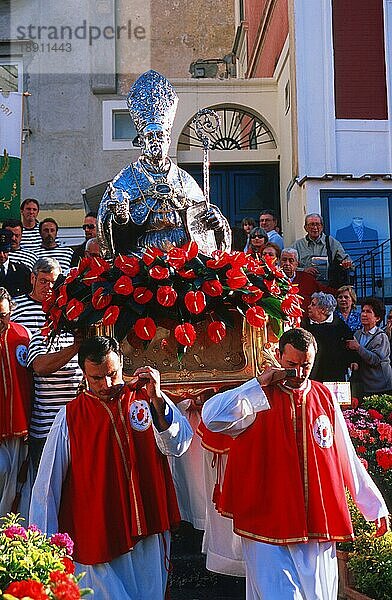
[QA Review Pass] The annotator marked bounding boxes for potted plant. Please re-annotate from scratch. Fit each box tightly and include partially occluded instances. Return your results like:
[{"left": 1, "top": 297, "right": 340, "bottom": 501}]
[{"left": 0, "top": 513, "right": 91, "bottom": 600}]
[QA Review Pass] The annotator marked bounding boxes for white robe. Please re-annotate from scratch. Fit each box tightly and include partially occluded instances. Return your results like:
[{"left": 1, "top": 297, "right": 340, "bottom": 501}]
[
  {"left": 0, "top": 437, "right": 28, "bottom": 519},
  {"left": 202, "top": 378, "right": 389, "bottom": 600},
  {"left": 30, "top": 394, "right": 193, "bottom": 600}
]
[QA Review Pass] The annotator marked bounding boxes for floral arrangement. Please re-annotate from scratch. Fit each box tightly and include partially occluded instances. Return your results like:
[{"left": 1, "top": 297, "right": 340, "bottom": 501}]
[
  {"left": 343, "top": 406, "right": 392, "bottom": 506},
  {"left": 42, "top": 243, "right": 302, "bottom": 353},
  {"left": 0, "top": 514, "right": 91, "bottom": 600}
]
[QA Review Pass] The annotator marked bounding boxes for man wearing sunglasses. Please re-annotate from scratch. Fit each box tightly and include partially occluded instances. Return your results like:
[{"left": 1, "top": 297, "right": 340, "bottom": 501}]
[{"left": 71, "top": 212, "right": 97, "bottom": 266}]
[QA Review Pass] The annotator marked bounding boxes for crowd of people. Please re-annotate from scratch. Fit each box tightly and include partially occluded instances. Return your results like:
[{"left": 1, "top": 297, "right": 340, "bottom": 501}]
[{"left": 0, "top": 198, "right": 390, "bottom": 600}]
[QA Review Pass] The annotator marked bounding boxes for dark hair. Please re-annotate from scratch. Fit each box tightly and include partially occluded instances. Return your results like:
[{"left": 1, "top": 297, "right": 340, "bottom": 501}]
[
  {"left": 78, "top": 336, "right": 120, "bottom": 371},
  {"left": 39, "top": 218, "right": 59, "bottom": 233},
  {"left": 2, "top": 219, "right": 23, "bottom": 230},
  {"left": 259, "top": 208, "right": 277, "bottom": 220},
  {"left": 359, "top": 297, "right": 385, "bottom": 321},
  {"left": 249, "top": 227, "right": 268, "bottom": 243},
  {"left": 21, "top": 198, "right": 40, "bottom": 210},
  {"left": 279, "top": 327, "right": 317, "bottom": 354},
  {"left": 85, "top": 211, "right": 97, "bottom": 219},
  {"left": 241, "top": 217, "right": 256, "bottom": 228}
]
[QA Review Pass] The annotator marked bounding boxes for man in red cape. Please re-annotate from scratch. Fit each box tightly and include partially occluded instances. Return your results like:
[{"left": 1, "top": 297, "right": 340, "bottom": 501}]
[
  {"left": 0, "top": 287, "right": 32, "bottom": 517},
  {"left": 202, "top": 327, "right": 389, "bottom": 600},
  {"left": 30, "top": 335, "right": 193, "bottom": 600}
]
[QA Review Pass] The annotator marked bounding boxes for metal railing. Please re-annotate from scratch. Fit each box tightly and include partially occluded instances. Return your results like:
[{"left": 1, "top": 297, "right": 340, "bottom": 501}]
[{"left": 352, "top": 238, "right": 391, "bottom": 301}]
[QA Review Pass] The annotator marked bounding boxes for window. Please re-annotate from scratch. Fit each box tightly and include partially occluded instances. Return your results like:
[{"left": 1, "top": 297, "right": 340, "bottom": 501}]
[
  {"left": 102, "top": 100, "right": 137, "bottom": 150},
  {"left": 0, "top": 60, "right": 23, "bottom": 92}
]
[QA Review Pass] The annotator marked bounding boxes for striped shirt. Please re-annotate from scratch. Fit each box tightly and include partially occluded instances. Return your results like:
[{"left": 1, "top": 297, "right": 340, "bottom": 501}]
[
  {"left": 20, "top": 223, "right": 41, "bottom": 250},
  {"left": 35, "top": 245, "right": 74, "bottom": 273},
  {"left": 27, "top": 331, "right": 82, "bottom": 439},
  {"left": 11, "top": 295, "right": 46, "bottom": 335},
  {"left": 9, "top": 248, "right": 37, "bottom": 271}
]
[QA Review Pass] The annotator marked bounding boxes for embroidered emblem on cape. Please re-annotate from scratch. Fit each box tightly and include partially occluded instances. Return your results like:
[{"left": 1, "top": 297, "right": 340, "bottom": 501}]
[
  {"left": 313, "top": 415, "right": 334, "bottom": 448},
  {"left": 130, "top": 399, "right": 152, "bottom": 431},
  {"left": 15, "top": 344, "right": 28, "bottom": 367}
]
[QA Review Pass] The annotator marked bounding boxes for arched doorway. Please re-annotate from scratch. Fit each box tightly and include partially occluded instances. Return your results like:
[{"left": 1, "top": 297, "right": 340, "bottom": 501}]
[{"left": 177, "top": 104, "right": 280, "bottom": 228}]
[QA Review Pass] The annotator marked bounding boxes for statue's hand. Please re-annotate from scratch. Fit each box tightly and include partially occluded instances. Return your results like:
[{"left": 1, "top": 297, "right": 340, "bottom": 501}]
[
  {"left": 200, "top": 206, "right": 224, "bottom": 231},
  {"left": 107, "top": 183, "right": 130, "bottom": 225}
]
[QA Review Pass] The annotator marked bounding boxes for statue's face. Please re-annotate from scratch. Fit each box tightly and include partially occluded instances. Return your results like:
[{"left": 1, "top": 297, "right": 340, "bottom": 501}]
[{"left": 141, "top": 124, "right": 171, "bottom": 164}]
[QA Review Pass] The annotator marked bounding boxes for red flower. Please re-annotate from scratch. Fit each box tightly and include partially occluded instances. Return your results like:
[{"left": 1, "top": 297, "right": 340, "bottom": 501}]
[
  {"left": 174, "top": 323, "right": 197, "bottom": 347},
  {"left": 102, "top": 305, "right": 120, "bottom": 326},
  {"left": 42, "top": 289, "right": 57, "bottom": 314},
  {"left": 226, "top": 268, "right": 248, "bottom": 289},
  {"left": 229, "top": 251, "right": 248, "bottom": 269},
  {"left": 92, "top": 287, "right": 112, "bottom": 310},
  {"left": 206, "top": 251, "right": 231, "bottom": 269},
  {"left": 50, "top": 573, "right": 81, "bottom": 600},
  {"left": 83, "top": 269, "right": 104, "bottom": 286},
  {"left": 377, "top": 422, "right": 392, "bottom": 443},
  {"left": 246, "top": 305, "right": 267, "bottom": 327},
  {"left": 64, "top": 267, "right": 79, "bottom": 284},
  {"left": 56, "top": 285, "right": 68, "bottom": 308},
  {"left": 41, "top": 320, "right": 52, "bottom": 337},
  {"left": 90, "top": 256, "right": 111, "bottom": 273},
  {"left": 4, "top": 580, "right": 49, "bottom": 600},
  {"left": 149, "top": 265, "right": 170, "bottom": 280},
  {"left": 77, "top": 256, "right": 91, "bottom": 274},
  {"left": 133, "top": 287, "right": 153, "bottom": 304},
  {"left": 241, "top": 285, "right": 264, "bottom": 304},
  {"left": 280, "top": 295, "right": 303, "bottom": 317},
  {"left": 207, "top": 321, "right": 226, "bottom": 344},
  {"left": 50, "top": 307, "right": 63, "bottom": 329},
  {"left": 357, "top": 445, "right": 366, "bottom": 454},
  {"left": 376, "top": 447, "right": 392, "bottom": 470},
  {"left": 143, "top": 247, "right": 164, "bottom": 266},
  {"left": 157, "top": 286, "right": 178, "bottom": 307},
  {"left": 167, "top": 247, "right": 187, "bottom": 270},
  {"left": 264, "top": 278, "right": 282, "bottom": 295},
  {"left": 202, "top": 279, "right": 223, "bottom": 297},
  {"left": 61, "top": 556, "right": 75, "bottom": 574},
  {"left": 183, "top": 240, "right": 199, "bottom": 260},
  {"left": 65, "top": 298, "right": 85, "bottom": 321},
  {"left": 134, "top": 317, "right": 157, "bottom": 340},
  {"left": 113, "top": 275, "right": 134, "bottom": 295},
  {"left": 177, "top": 267, "right": 196, "bottom": 279},
  {"left": 114, "top": 254, "right": 141, "bottom": 277},
  {"left": 368, "top": 408, "right": 384, "bottom": 421},
  {"left": 184, "top": 290, "right": 206, "bottom": 314}
]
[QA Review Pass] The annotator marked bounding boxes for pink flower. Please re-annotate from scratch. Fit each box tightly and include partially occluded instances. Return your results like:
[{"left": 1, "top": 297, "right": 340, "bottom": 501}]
[
  {"left": 3, "top": 524, "right": 27, "bottom": 539},
  {"left": 377, "top": 422, "right": 392, "bottom": 443},
  {"left": 50, "top": 532, "right": 74, "bottom": 556}
]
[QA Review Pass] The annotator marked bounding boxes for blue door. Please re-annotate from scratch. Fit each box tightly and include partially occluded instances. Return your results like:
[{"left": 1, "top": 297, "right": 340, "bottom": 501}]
[{"left": 182, "top": 163, "right": 280, "bottom": 227}]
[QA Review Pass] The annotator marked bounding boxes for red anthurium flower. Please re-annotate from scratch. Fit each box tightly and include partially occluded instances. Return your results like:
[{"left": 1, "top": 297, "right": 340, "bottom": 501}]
[
  {"left": 226, "top": 268, "right": 248, "bottom": 289},
  {"left": 133, "top": 287, "right": 153, "bottom": 304},
  {"left": 113, "top": 275, "right": 134, "bottom": 295},
  {"left": 184, "top": 290, "right": 206, "bottom": 314},
  {"left": 92, "top": 287, "right": 112, "bottom": 310},
  {"left": 66, "top": 298, "right": 85, "bottom": 321},
  {"left": 134, "top": 317, "right": 157, "bottom": 340},
  {"left": 229, "top": 251, "right": 248, "bottom": 269},
  {"left": 143, "top": 247, "right": 164, "bottom": 266},
  {"left": 264, "top": 278, "right": 282, "bottom": 295},
  {"left": 41, "top": 320, "right": 52, "bottom": 338},
  {"left": 167, "top": 247, "right": 187, "bottom": 270},
  {"left": 78, "top": 256, "right": 91, "bottom": 274},
  {"left": 280, "top": 295, "right": 303, "bottom": 317},
  {"left": 102, "top": 305, "right": 120, "bottom": 326},
  {"left": 206, "top": 251, "right": 231, "bottom": 269},
  {"left": 149, "top": 265, "right": 170, "bottom": 280},
  {"left": 207, "top": 321, "right": 226, "bottom": 344},
  {"left": 90, "top": 256, "right": 111, "bottom": 272},
  {"left": 246, "top": 305, "right": 267, "bottom": 327},
  {"left": 157, "top": 286, "right": 178, "bottom": 307},
  {"left": 178, "top": 268, "right": 196, "bottom": 279},
  {"left": 56, "top": 285, "right": 68, "bottom": 308},
  {"left": 202, "top": 279, "right": 223, "bottom": 297},
  {"left": 182, "top": 240, "right": 199, "bottom": 260},
  {"left": 64, "top": 267, "right": 79, "bottom": 284},
  {"left": 241, "top": 285, "right": 264, "bottom": 304},
  {"left": 174, "top": 323, "right": 197, "bottom": 347},
  {"left": 41, "top": 289, "right": 56, "bottom": 314},
  {"left": 83, "top": 268, "right": 104, "bottom": 286},
  {"left": 114, "top": 254, "right": 141, "bottom": 277},
  {"left": 50, "top": 307, "right": 62, "bottom": 329}
]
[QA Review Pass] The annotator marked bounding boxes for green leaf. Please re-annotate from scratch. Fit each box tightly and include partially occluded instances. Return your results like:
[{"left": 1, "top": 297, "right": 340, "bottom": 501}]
[{"left": 261, "top": 296, "right": 286, "bottom": 320}]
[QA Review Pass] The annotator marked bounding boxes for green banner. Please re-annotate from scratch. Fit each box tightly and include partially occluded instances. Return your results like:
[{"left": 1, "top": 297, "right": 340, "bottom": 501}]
[
  {"left": 0, "top": 152, "right": 21, "bottom": 220},
  {"left": 0, "top": 92, "right": 23, "bottom": 221}
]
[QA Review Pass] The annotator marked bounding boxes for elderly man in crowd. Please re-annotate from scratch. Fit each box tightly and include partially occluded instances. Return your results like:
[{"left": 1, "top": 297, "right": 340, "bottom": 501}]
[
  {"left": 0, "top": 287, "right": 32, "bottom": 517},
  {"left": 302, "top": 292, "right": 355, "bottom": 382},
  {"left": 259, "top": 209, "right": 284, "bottom": 249},
  {"left": 30, "top": 336, "right": 193, "bottom": 600},
  {"left": 293, "top": 213, "right": 352, "bottom": 286},
  {"left": 12, "top": 258, "right": 61, "bottom": 335},
  {"left": 202, "top": 327, "right": 389, "bottom": 600},
  {"left": 280, "top": 247, "right": 328, "bottom": 314}
]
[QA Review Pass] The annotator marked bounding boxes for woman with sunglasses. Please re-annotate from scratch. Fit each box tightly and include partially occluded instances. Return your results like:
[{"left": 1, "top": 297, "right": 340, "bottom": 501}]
[{"left": 246, "top": 227, "right": 268, "bottom": 261}]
